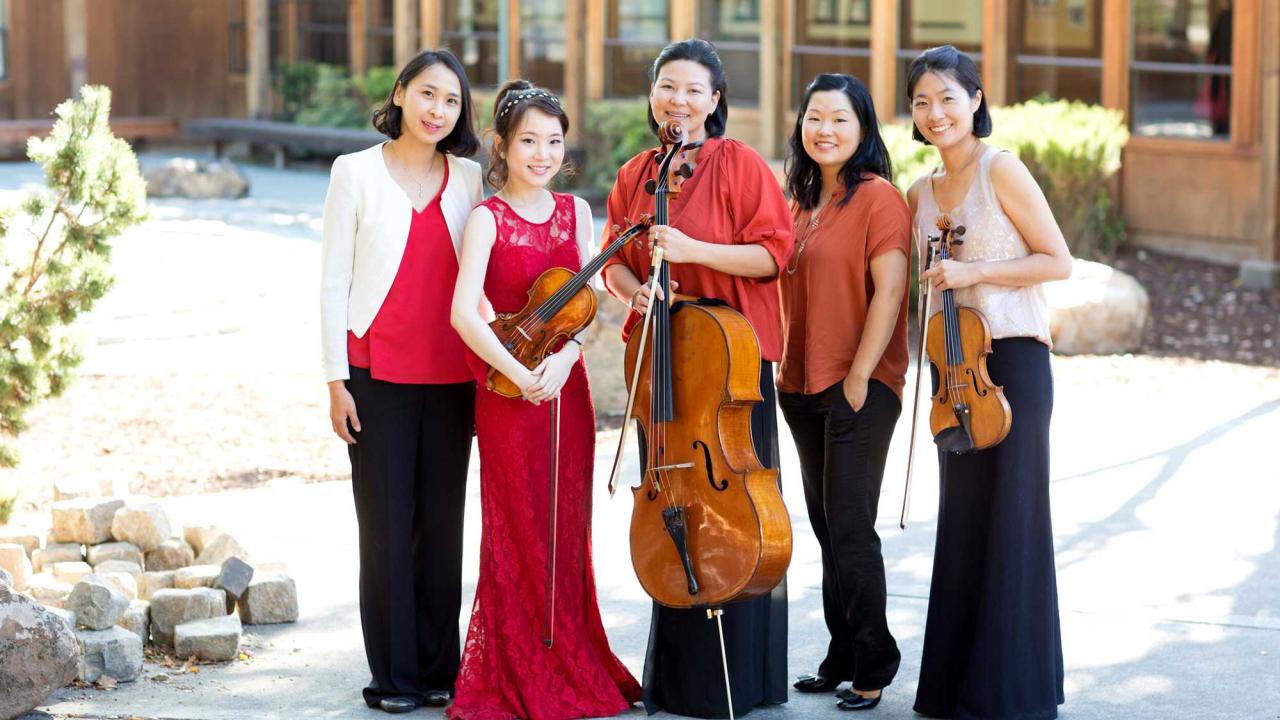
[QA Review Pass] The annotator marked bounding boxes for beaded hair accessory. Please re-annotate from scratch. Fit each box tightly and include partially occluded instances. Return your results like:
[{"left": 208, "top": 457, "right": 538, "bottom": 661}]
[{"left": 497, "top": 89, "right": 559, "bottom": 118}]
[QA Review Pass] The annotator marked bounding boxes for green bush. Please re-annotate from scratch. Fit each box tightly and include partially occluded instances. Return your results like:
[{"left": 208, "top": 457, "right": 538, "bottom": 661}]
[
  {"left": 295, "top": 64, "right": 367, "bottom": 129},
  {"left": 885, "top": 99, "right": 1129, "bottom": 260},
  {"left": 272, "top": 59, "right": 319, "bottom": 122},
  {"left": 582, "top": 100, "right": 654, "bottom": 200},
  {"left": 355, "top": 65, "right": 399, "bottom": 113},
  {"left": 0, "top": 490, "right": 14, "bottom": 524}
]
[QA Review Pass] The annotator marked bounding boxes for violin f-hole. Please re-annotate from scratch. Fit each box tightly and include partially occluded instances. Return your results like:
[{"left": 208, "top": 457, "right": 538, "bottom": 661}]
[
  {"left": 693, "top": 440, "right": 729, "bottom": 492},
  {"left": 966, "top": 367, "right": 989, "bottom": 397}
]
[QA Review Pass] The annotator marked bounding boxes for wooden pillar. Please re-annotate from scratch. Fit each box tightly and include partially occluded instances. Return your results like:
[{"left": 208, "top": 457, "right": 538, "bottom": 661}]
[
  {"left": 585, "top": 0, "right": 606, "bottom": 100},
  {"left": 283, "top": 0, "right": 299, "bottom": 63},
  {"left": 247, "top": 0, "right": 271, "bottom": 118},
  {"left": 870, "top": 0, "right": 898, "bottom": 118},
  {"left": 779, "top": 0, "right": 795, "bottom": 120},
  {"left": 982, "top": 0, "right": 1008, "bottom": 106},
  {"left": 1101, "top": 0, "right": 1128, "bottom": 117},
  {"left": 393, "top": 0, "right": 417, "bottom": 66},
  {"left": 349, "top": 0, "right": 368, "bottom": 76},
  {"left": 759, "top": 0, "right": 783, "bottom": 158},
  {"left": 1260, "top": 0, "right": 1279, "bottom": 261},
  {"left": 565, "top": 0, "right": 585, "bottom": 143},
  {"left": 1232, "top": 0, "right": 1260, "bottom": 148},
  {"left": 419, "top": 0, "right": 440, "bottom": 49},
  {"left": 502, "top": 0, "right": 521, "bottom": 80},
  {"left": 670, "top": 0, "right": 696, "bottom": 40},
  {"left": 63, "top": 0, "right": 87, "bottom": 98}
]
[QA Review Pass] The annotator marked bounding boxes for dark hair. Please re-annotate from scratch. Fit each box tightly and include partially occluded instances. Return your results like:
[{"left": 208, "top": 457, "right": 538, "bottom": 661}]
[
  {"left": 485, "top": 79, "right": 572, "bottom": 190},
  {"left": 904, "top": 45, "right": 992, "bottom": 144},
  {"left": 646, "top": 38, "right": 729, "bottom": 139},
  {"left": 785, "top": 74, "right": 893, "bottom": 211},
  {"left": 371, "top": 49, "right": 480, "bottom": 157}
]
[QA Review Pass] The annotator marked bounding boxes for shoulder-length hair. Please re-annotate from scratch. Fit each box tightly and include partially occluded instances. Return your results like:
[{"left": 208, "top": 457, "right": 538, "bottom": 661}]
[
  {"left": 646, "top": 38, "right": 729, "bottom": 139},
  {"left": 904, "top": 45, "right": 992, "bottom": 145},
  {"left": 785, "top": 73, "right": 893, "bottom": 211},
  {"left": 371, "top": 48, "right": 481, "bottom": 157}
]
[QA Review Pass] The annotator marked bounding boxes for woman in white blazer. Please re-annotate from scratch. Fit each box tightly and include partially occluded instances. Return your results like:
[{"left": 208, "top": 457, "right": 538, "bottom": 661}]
[{"left": 320, "top": 49, "right": 484, "bottom": 715}]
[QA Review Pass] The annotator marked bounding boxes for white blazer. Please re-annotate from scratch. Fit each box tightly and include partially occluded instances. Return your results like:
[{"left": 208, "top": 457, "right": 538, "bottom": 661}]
[{"left": 320, "top": 143, "right": 485, "bottom": 382}]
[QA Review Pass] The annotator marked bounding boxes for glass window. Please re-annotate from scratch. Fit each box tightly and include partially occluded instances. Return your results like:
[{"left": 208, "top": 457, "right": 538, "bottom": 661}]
[
  {"left": 366, "top": 0, "right": 397, "bottom": 69},
  {"left": 697, "top": 0, "right": 761, "bottom": 104},
  {"left": 297, "top": 0, "right": 349, "bottom": 66},
  {"left": 521, "top": 0, "right": 566, "bottom": 91},
  {"left": 606, "top": 0, "right": 668, "bottom": 97},
  {"left": 2, "top": 0, "right": 12, "bottom": 81},
  {"left": 442, "top": 1, "right": 500, "bottom": 87},
  {"left": 269, "top": 0, "right": 284, "bottom": 70},
  {"left": 792, "top": 0, "right": 872, "bottom": 108},
  {"left": 229, "top": 0, "right": 248, "bottom": 74},
  {"left": 1012, "top": 0, "right": 1103, "bottom": 103},
  {"left": 897, "top": 0, "right": 983, "bottom": 114},
  {"left": 1130, "top": 0, "right": 1232, "bottom": 139}
]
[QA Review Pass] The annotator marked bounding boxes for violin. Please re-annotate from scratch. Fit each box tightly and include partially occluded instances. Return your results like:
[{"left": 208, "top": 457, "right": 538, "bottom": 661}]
[
  {"left": 486, "top": 215, "right": 653, "bottom": 398},
  {"left": 609, "top": 121, "right": 792, "bottom": 609},
  {"left": 901, "top": 215, "right": 1011, "bottom": 528}
]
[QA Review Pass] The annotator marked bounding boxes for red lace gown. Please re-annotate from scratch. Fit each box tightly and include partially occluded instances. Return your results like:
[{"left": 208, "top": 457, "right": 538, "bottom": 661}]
[{"left": 448, "top": 193, "right": 641, "bottom": 720}]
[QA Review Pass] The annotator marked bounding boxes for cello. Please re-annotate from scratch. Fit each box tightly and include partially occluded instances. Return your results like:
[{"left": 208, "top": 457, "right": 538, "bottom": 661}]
[
  {"left": 608, "top": 120, "right": 793, "bottom": 611},
  {"left": 900, "top": 214, "right": 1012, "bottom": 527}
]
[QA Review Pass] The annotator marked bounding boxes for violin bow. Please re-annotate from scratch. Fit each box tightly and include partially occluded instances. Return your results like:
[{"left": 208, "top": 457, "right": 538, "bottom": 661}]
[
  {"left": 543, "top": 396, "right": 561, "bottom": 647},
  {"left": 608, "top": 246, "right": 665, "bottom": 496},
  {"left": 900, "top": 233, "right": 937, "bottom": 530}
]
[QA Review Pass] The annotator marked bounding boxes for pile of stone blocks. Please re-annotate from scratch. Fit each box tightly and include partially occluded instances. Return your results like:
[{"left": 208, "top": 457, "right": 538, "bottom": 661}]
[{"left": 0, "top": 495, "right": 299, "bottom": 696}]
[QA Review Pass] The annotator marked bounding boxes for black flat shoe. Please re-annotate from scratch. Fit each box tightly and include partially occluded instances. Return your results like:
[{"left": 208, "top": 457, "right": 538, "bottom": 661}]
[
  {"left": 423, "top": 689, "right": 452, "bottom": 708},
  {"left": 378, "top": 697, "right": 417, "bottom": 714},
  {"left": 794, "top": 674, "right": 842, "bottom": 693},
  {"left": 836, "top": 692, "right": 882, "bottom": 711},
  {"left": 836, "top": 688, "right": 855, "bottom": 701}
]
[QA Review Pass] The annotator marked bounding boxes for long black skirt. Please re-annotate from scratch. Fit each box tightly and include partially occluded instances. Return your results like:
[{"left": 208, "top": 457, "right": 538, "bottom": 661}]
[
  {"left": 642, "top": 361, "right": 789, "bottom": 718},
  {"left": 914, "top": 338, "right": 1064, "bottom": 720}
]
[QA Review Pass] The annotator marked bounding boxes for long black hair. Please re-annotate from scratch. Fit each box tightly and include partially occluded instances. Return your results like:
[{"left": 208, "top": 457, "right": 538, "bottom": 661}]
[
  {"left": 785, "top": 73, "right": 893, "bottom": 211},
  {"left": 371, "top": 48, "right": 481, "bottom": 157},
  {"left": 904, "top": 45, "right": 992, "bottom": 144},
  {"left": 646, "top": 38, "right": 729, "bottom": 139}
]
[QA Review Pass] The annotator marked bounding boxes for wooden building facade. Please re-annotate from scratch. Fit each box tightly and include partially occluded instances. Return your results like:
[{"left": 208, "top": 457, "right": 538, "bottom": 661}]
[{"left": 0, "top": 0, "right": 1276, "bottom": 268}]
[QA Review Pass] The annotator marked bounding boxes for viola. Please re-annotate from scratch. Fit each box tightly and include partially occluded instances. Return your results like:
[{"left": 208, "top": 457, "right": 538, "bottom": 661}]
[
  {"left": 486, "top": 215, "right": 653, "bottom": 398},
  {"left": 608, "top": 121, "right": 792, "bottom": 609}
]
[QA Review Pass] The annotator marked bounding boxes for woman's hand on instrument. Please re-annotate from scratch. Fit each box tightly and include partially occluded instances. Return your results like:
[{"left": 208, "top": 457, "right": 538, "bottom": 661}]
[
  {"left": 630, "top": 279, "right": 680, "bottom": 315},
  {"left": 842, "top": 372, "right": 868, "bottom": 413},
  {"left": 526, "top": 347, "right": 578, "bottom": 404},
  {"left": 648, "top": 225, "right": 701, "bottom": 264},
  {"left": 328, "top": 381, "right": 361, "bottom": 444},
  {"left": 921, "top": 258, "right": 983, "bottom": 292}
]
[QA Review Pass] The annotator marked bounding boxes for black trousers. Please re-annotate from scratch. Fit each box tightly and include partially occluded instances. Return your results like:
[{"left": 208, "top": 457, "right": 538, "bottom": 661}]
[
  {"left": 642, "top": 361, "right": 788, "bottom": 719},
  {"left": 345, "top": 367, "right": 474, "bottom": 707},
  {"left": 914, "top": 338, "right": 1064, "bottom": 720},
  {"left": 779, "top": 379, "right": 902, "bottom": 691}
]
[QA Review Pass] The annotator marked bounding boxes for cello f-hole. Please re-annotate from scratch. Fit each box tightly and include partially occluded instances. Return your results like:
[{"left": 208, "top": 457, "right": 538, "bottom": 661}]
[{"left": 693, "top": 440, "right": 729, "bottom": 492}]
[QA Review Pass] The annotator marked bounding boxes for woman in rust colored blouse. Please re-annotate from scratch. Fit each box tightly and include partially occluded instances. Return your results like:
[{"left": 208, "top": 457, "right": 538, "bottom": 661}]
[
  {"left": 777, "top": 74, "right": 911, "bottom": 713},
  {"left": 601, "top": 39, "right": 795, "bottom": 719}
]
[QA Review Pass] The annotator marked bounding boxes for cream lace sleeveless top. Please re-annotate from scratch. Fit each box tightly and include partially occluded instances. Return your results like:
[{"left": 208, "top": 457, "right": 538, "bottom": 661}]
[{"left": 915, "top": 148, "right": 1052, "bottom": 347}]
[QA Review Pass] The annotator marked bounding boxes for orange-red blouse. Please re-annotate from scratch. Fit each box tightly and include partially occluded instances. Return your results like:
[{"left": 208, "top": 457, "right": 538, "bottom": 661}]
[{"left": 601, "top": 138, "right": 795, "bottom": 362}]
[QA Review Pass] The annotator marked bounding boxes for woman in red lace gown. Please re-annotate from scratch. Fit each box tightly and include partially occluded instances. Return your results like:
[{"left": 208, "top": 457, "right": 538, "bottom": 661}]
[{"left": 448, "top": 80, "right": 641, "bottom": 720}]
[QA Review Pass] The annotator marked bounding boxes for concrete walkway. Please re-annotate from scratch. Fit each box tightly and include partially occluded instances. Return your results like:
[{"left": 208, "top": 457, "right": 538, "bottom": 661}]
[{"left": 4, "top": 156, "right": 1278, "bottom": 720}]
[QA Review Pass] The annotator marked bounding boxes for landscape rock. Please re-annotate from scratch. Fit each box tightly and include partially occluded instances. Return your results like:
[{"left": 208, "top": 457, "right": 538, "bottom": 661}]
[
  {"left": 76, "top": 625, "right": 144, "bottom": 683},
  {"left": 174, "top": 564, "right": 221, "bottom": 589},
  {"left": 45, "top": 605, "right": 77, "bottom": 632},
  {"left": 0, "top": 567, "right": 10, "bottom": 588},
  {"left": 215, "top": 557, "right": 254, "bottom": 601},
  {"left": 51, "top": 498, "right": 125, "bottom": 545},
  {"left": 145, "top": 538, "right": 195, "bottom": 571},
  {"left": 52, "top": 561, "right": 94, "bottom": 585},
  {"left": 32, "top": 543, "right": 83, "bottom": 573},
  {"left": 25, "top": 573, "right": 74, "bottom": 608},
  {"left": 68, "top": 575, "right": 130, "bottom": 630},
  {"left": 195, "top": 533, "right": 249, "bottom": 566},
  {"left": 0, "top": 584, "right": 80, "bottom": 720},
  {"left": 94, "top": 560, "right": 143, "bottom": 578},
  {"left": 117, "top": 600, "right": 150, "bottom": 645},
  {"left": 145, "top": 158, "right": 250, "bottom": 199},
  {"left": 1046, "top": 259, "right": 1150, "bottom": 355},
  {"left": 237, "top": 574, "right": 299, "bottom": 625},
  {"left": 86, "top": 541, "right": 143, "bottom": 567},
  {"left": 0, "top": 544, "right": 31, "bottom": 591},
  {"left": 149, "top": 587, "right": 227, "bottom": 648},
  {"left": 184, "top": 525, "right": 223, "bottom": 556},
  {"left": 100, "top": 571, "right": 138, "bottom": 600},
  {"left": 0, "top": 534, "right": 40, "bottom": 556},
  {"left": 175, "top": 614, "right": 242, "bottom": 662},
  {"left": 139, "top": 570, "right": 176, "bottom": 600},
  {"left": 110, "top": 503, "right": 172, "bottom": 552}
]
